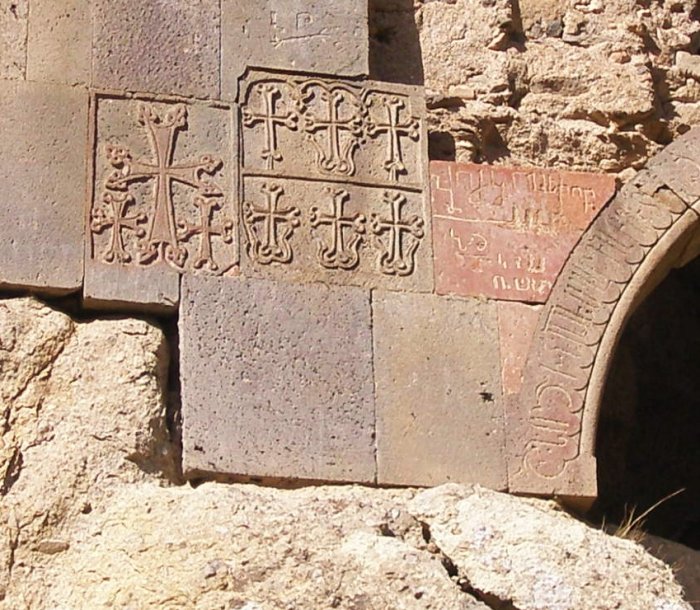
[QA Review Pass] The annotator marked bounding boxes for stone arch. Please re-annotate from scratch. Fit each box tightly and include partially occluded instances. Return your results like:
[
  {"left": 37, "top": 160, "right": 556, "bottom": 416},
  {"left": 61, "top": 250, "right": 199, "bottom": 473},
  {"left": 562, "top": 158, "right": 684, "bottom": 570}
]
[{"left": 507, "top": 128, "right": 700, "bottom": 504}]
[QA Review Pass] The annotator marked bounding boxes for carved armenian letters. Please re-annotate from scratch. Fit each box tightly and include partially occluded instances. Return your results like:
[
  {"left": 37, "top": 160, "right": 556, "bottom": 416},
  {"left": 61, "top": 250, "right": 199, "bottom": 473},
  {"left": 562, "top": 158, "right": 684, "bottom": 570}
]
[
  {"left": 88, "top": 96, "right": 236, "bottom": 278},
  {"left": 431, "top": 162, "right": 616, "bottom": 303},
  {"left": 239, "top": 69, "right": 432, "bottom": 291},
  {"left": 509, "top": 156, "right": 693, "bottom": 496}
]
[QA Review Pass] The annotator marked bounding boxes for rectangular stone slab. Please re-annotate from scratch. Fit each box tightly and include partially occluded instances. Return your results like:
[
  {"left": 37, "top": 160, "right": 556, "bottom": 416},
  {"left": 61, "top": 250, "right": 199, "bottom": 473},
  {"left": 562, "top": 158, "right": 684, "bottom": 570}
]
[
  {"left": 374, "top": 291, "right": 507, "bottom": 489},
  {"left": 84, "top": 93, "right": 237, "bottom": 311},
  {"left": 92, "top": 0, "right": 220, "bottom": 98},
  {"left": 180, "top": 274, "right": 376, "bottom": 483},
  {"left": 222, "top": 0, "right": 369, "bottom": 98},
  {"left": 431, "top": 161, "right": 615, "bottom": 303},
  {"left": 238, "top": 68, "right": 433, "bottom": 292},
  {"left": 0, "top": 80, "right": 87, "bottom": 293}
]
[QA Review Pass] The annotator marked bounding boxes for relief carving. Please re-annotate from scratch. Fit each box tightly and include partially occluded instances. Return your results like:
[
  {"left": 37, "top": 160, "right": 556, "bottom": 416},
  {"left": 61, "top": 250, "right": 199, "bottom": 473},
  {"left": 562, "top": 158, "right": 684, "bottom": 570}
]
[
  {"left": 310, "top": 188, "right": 366, "bottom": 270},
  {"left": 370, "top": 192, "right": 424, "bottom": 276},
  {"left": 91, "top": 102, "right": 234, "bottom": 274},
  {"left": 243, "top": 183, "right": 301, "bottom": 265}
]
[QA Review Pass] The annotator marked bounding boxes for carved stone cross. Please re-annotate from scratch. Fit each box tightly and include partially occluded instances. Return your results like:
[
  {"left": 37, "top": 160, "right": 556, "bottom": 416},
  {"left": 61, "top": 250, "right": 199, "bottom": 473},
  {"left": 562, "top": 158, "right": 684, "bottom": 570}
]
[
  {"left": 303, "top": 85, "right": 363, "bottom": 176},
  {"left": 103, "top": 103, "right": 223, "bottom": 269},
  {"left": 310, "top": 188, "right": 366, "bottom": 270},
  {"left": 177, "top": 197, "right": 234, "bottom": 272},
  {"left": 370, "top": 192, "right": 424, "bottom": 276},
  {"left": 91, "top": 192, "right": 146, "bottom": 264},
  {"left": 242, "top": 83, "right": 298, "bottom": 170},
  {"left": 367, "top": 95, "right": 420, "bottom": 183},
  {"left": 243, "top": 183, "right": 301, "bottom": 265}
]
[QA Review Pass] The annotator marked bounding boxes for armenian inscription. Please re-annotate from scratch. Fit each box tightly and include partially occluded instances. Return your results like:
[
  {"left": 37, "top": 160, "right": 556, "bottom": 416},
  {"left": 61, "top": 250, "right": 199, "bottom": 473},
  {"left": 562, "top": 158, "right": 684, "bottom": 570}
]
[
  {"left": 89, "top": 96, "right": 237, "bottom": 279},
  {"left": 509, "top": 151, "right": 696, "bottom": 496},
  {"left": 239, "top": 69, "right": 432, "bottom": 291},
  {"left": 431, "top": 162, "right": 616, "bottom": 303}
]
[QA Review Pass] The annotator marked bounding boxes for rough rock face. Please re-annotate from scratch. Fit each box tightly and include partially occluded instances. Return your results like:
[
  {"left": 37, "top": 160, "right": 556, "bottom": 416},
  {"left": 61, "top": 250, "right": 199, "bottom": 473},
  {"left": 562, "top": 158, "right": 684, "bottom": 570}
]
[
  {"left": 371, "top": 0, "right": 700, "bottom": 173},
  {"left": 0, "top": 298, "right": 693, "bottom": 609},
  {"left": 0, "top": 298, "right": 174, "bottom": 602}
]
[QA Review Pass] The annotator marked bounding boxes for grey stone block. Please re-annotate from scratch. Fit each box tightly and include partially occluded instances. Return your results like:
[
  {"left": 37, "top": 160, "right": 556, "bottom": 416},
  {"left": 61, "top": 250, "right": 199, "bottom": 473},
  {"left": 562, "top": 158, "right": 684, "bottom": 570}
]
[
  {"left": 373, "top": 291, "right": 508, "bottom": 489},
  {"left": 26, "top": 0, "right": 90, "bottom": 85},
  {"left": 0, "top": 81, "right": 87, "bottom": 293},
  {"left": 84, "top": 93, "right": 237, "bottom": 310},
  {"left": 222, "top": 0, "right": 369, "bottom": 98},
  {"left": 0, "top": 0, "right": 27, "bottom": 79},
  {"left": 92, "top": 0, "right": 220, "bottom": 98},
  {"left": 180, "top": 274, "right": 376, "bottom": 483}
]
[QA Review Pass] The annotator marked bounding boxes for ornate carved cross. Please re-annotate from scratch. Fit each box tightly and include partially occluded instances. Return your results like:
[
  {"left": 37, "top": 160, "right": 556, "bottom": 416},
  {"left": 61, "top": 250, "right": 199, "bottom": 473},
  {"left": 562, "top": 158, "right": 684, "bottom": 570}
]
[
  {"left": 367, "top": 95, "right": 420, "bottom": 183},
  {"left": 91, "top": 192, "right": 146, "bottom": 264},
  {"left": 242, "top": 83, "right": 298, "bottom": 170},
  {"left": 370, "top": 192, "right": 424, "bottom": 276},
  {"left": 243, "top": 183, "right": 301, "bottom": 265},
  {"left": 310, "top": 188, "right": 366, "bottom": 270},
  {"left": 177, "top": 197, "right": 234, "bottom": 272},
  {"left": 303, "top": 86, "right": 363, "bottom": 176},
  {"left": 103, "top": 103, "right": 223, "bottom": 269}
]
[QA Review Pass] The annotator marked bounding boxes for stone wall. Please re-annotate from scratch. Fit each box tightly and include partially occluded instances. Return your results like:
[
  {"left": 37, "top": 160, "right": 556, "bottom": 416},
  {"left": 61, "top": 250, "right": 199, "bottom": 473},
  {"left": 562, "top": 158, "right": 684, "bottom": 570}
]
[
  {"left": 0, "top": 0, "right": 698, "bottom": 497},
  {"left": 371, "top": 0, "right": 700, "bottom": 173}
]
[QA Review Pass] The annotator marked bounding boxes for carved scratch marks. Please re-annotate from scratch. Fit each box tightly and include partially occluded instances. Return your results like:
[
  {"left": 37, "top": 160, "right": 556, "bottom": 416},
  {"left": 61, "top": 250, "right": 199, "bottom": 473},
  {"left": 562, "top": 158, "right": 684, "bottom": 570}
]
[{"left": 90, "top": 97, "right": 236, "bottom": 276}]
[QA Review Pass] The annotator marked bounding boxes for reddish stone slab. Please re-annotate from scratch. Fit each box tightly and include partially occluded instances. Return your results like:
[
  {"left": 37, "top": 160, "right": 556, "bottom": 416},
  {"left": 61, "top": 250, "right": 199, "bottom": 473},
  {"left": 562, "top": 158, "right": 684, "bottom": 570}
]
[
  {"left": 497, "top": 301, "right": 541, "bottom": 396},
  {"left": 431, "top": 162, "right": 616, "bottom": 303}
]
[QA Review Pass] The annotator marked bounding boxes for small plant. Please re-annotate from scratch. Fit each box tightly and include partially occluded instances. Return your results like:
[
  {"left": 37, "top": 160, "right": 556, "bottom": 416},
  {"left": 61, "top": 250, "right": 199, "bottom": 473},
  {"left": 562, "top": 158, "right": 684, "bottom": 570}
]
[{"left": 613, "top": 488, "right": 686, "bottom": 542}]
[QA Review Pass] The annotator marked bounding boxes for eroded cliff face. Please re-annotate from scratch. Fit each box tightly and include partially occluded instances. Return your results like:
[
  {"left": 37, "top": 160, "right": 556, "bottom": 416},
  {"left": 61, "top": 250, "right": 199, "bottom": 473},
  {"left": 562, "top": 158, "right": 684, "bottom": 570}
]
[{"left": 371, "top": 0, "right": 700, "bottom": 174}]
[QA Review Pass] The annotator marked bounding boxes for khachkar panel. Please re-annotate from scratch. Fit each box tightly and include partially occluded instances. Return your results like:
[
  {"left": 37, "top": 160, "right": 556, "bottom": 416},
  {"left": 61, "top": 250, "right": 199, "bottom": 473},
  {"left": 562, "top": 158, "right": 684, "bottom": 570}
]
[
  {"left": 85, "top": 94, "right": 236, "bottom": 309},
  {"left": 238, "top": 69, "right": 432, "bottom": 291},
  {"left": 431, "top": 162, "right": 616, "bottom": 303}
]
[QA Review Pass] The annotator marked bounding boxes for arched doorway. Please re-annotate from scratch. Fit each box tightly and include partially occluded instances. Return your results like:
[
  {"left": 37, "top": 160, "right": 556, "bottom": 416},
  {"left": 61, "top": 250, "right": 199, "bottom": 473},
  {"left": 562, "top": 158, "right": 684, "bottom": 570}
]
[{"left": 507, "top": 127, "right": 700, "bottom": 508}]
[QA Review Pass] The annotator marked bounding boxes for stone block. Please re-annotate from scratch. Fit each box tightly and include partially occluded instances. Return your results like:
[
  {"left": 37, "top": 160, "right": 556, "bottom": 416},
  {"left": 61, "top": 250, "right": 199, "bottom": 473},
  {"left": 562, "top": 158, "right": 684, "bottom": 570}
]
[
  {"left": 180, "top": 275, "right": 376, "bottom": 483},
  {"left": 431, "top": 161, "right": 616, "bottom": 303},
  {"left": 92, "top": 0, "right": 220, "bottom": 98},
  {"left": 222, "top": 0, "right": 369, "bottom": 98},
  {"left": 374, "top": 291, "right": 507, "bottom": 488},
  {"left": 84, "top": 93, "right": 237, "bottom": 311},
  {"left": 0, "top": 81, "right": 87, "bottom": 293},
  {"left": 238, "top": 69, "right": 433, "bottom": 292},
  {"left": 0, "top": 0, "right": 27, "bottom": 78},
  {"left": 497, "top": 301, "right": 541, "bottom": 396},
  {"left": 26, "top": 0, "right": 90, "bottom": 85}
]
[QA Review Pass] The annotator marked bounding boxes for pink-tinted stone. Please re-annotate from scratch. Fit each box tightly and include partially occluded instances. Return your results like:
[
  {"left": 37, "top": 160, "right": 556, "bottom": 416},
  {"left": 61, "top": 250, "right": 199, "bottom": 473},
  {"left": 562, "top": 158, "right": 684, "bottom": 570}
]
[
  {"left": 497, "top": 301, "right": 541, "bottom": 396},
  {"left": 431, "top": 162, "right": 616, "bottom": 303}
]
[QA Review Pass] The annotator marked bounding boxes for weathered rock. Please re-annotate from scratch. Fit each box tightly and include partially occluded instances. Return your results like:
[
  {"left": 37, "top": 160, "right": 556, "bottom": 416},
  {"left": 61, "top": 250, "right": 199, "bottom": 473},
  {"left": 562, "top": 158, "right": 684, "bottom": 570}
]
[
  {"left": 409, "top": 485, "right": 693, "bottom": 610},
  {"left": 0, "top": 297, "right": 174, "bottom": 601},
  {"left": 0, "top": 0, "right": 27, "bottom": 79}
]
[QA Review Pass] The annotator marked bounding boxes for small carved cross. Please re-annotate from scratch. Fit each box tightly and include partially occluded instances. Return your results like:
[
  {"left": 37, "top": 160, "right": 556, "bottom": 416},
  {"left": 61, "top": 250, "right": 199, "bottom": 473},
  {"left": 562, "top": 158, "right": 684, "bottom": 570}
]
[
  {"left": 91, "top": 192, "right": 146, "bottom": 264},
  {"left": 310, "top": 188, "right": 366, "bottom": 270},
  {"left": 177, "top": 197, "right": 234, "bottom": 272},
  {"left": 103, "top": 103, "right": 223, "bottom": 269},
  {"left": 367, "top": 95, "right": 420, "bottom": 183},
  {"left": 303, "top": 86, "right": 363, "bottom": 176},
  {"left": 370, "top": 192, "right": 424, "bottom": 276},
  {"left": 243, "top": 183, "right": 301, "bottom": 265},
  {"left": 242, "top": 83, "right": 298, "bottom": 170}
]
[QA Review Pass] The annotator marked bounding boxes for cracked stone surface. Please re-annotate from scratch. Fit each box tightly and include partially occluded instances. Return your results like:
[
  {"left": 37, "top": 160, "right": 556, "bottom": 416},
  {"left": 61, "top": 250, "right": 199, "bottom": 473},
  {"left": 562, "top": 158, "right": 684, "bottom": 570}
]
[{"left": 0, "top": 298, "right": 693, "bottom": 609}]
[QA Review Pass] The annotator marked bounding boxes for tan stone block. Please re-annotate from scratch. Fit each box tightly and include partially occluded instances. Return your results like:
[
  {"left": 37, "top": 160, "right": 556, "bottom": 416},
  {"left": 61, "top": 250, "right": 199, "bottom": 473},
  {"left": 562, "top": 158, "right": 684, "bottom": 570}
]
[
  {"left": 0, "top": 0, "right": 27, "bottom": 79},
  {"left": 26, "top": 0, "right": 90, "bottom": 85},
  {"left": 0, "top": 81, "right": 86, "bottom": 293},
  {"left": 374, "top": 291, "right": 507, "bottom": 489},
  {"left": 222, "top": 0, "right": 368, "bottom": 99},
  {"left": 84, "top": 93, "right": 237, "bottom": 310},
  {"left": 238, "top": 69, "right": 433, "bottom": 292},
  {"left": 92, "top": 0, "right": 220, "bottom": 98},
  {"left": 180, "top": 274, "right": 376, "bottom": 483},
  {"left": 431, "top": 161, "right": 616, "bottom": 303},
  {"left": 497, "top": 301, "right": 541, "bottom": 396}
]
